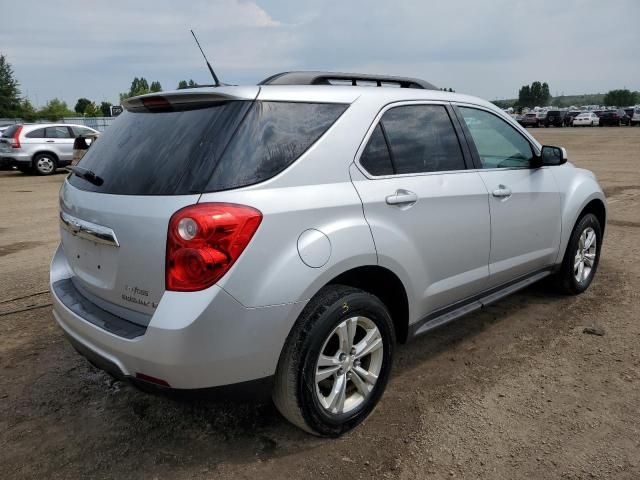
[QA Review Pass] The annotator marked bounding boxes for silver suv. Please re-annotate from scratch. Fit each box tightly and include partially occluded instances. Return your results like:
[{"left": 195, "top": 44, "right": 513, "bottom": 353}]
[
  {"left": 50, "top": 72, "right": 606, "bottom": 436},
  {"left": 0, "top": 123, "right": 98, "bottom": 175}
]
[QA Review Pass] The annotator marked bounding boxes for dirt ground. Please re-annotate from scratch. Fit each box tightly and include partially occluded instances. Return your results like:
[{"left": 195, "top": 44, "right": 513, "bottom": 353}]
[{"left": 1, "top": 127, "right": 639, "bottom": 479}]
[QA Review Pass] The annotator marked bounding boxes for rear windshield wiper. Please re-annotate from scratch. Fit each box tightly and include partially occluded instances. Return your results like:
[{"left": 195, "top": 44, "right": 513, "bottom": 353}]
[{"left": 67, "top": 166, "right": 104, "bottom": 186}]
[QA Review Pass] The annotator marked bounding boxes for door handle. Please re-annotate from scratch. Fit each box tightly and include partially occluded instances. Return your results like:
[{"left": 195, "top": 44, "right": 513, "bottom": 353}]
[
  {"left": 385, "top": 189, "right": 418, "bottom": 206},
  {"left": 492, "top": 185, "right": 512, "bottom": 198},
  {"left": 46, "top": 140, "right": 55, "bottom": 143}
]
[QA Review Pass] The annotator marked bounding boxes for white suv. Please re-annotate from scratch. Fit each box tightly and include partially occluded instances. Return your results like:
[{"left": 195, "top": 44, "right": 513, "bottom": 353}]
[
  {"left": 0, "top": 123, "right": 98, "bottom": 175},
  {"left": 50, "top": 72, "right": 606, "bottom": 436}
]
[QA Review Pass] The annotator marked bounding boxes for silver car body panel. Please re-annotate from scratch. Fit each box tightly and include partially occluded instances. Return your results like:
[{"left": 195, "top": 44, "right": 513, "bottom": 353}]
[{"left": 50, "top": 84, "right": 607, "bottom": 389}]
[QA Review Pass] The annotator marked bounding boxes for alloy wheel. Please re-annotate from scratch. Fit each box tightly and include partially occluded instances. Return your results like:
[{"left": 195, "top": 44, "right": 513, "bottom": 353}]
[
  {"left": 315, "top": 316, "right": 383, "bottom": 415},
  {"left": 574, "top": 227, "right": 597, "bottom": 283}
]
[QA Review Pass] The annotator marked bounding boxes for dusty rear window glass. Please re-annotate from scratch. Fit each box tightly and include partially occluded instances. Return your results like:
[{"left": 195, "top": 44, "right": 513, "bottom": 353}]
[
  {"left": 204, "top": 101, "right": 348, "bottom": 191},
  {"left": 69, "top": 101, "right": 347, "bottom": 195}
]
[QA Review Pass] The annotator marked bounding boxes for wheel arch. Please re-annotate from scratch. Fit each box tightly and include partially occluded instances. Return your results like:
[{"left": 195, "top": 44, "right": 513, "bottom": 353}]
[
  {"left": 578, "top": 198, "right": 606, "bottom": 236},
  {"left": 32, "top": 150, "right": 60, "bottom": 163},
  {"left": 324, "top": 265, "right": 410, "bottom": 343}
]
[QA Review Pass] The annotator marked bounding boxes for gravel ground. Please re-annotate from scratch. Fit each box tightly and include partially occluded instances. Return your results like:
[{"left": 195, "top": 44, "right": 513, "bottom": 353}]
[{"left": 1, "top": 127, "right": 639, "bottom": 479}]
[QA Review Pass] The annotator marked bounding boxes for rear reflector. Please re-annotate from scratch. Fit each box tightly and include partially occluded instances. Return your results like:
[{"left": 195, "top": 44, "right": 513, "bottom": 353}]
[{"left": 135, "top": 373, "right": 171, "bottom": 387}]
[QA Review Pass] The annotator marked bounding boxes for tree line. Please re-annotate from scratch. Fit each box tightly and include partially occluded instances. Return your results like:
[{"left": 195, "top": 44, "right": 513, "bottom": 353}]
[
  {"left": 493, "top": 80, "right": 639, "bottom": 110},
  {"left": 0, "top": 53, "right": 206, "bottom": 121}
]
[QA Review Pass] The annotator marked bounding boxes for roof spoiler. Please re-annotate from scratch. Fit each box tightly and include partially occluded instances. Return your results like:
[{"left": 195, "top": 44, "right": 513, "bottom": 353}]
[
  {"left": 122, "top": 86, "right": 259, "bottom": 112},
  {"left": 260, "top": 71, "right": 437, "bottom": 90}
]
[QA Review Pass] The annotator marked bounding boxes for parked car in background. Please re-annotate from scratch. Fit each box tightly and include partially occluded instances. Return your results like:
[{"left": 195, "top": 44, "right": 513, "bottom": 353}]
[
  {"left": 0, "top": 123, "right": 99, "bottom": 175},
  {"left": 50, "top": 71, "right": 606, "bottom": 436},
  {"left": 520, "top": 112, "right": 540, "bottom": 127},
  {"left": 573, "top": 112, "right": 599, "bottom": 126},
  {"left": 564, "top": 111, "right": 582, "bottom": 127},
  {"left": 535, "top": 110, "right": 548, "bottom": 126},
  {"left": 598, "top": 109, "right": 630, "bottom": 126},
  {"left": 545, "top": 110, "right": 567, "bottom": 127},
  {"left": 630, "top": 107, "right": 640, "bottom": 126}
]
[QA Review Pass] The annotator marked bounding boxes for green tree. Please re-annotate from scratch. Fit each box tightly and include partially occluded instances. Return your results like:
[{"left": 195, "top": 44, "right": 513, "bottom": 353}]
[
  {"left": 150, "top": 81, "right": 162, "bottom": 92},
  {"left": 603, "top": 89, "right": 637, "bottom": 107},
  {"left": 541, "top": 82, "right": 551, "bottom": 106},
  {"left": 38, "top": 98, "right": 73, "bottom": 121},
  {"left": 100, "top": 101, "right": 112, "bottom": 116},
  {"left": 74, "top": 97, "right": 92, "bottom": 114},
  {"left": 178, "top": 79, "right": 198, "bottom": 89},
  {"left": 84, "top": 102, "right": 100, "bottom": 117},
  {"left": 0, "top": 54, "right": 21, "bottom": 117},
  {"left": 120, "top": 77, "right": 150, "bottom": 101},
  {"left": 517, "top": 81, "right": 552, "bottom": 108},
  {"left": 518, "top": 85, "right": 532, "bottom": 108},
  {"left": 19, "top": 98, "right": 37, "bottom": 122}
]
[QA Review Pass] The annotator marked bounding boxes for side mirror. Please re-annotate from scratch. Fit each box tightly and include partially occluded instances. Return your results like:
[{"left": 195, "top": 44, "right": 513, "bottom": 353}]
[{"left": 536, "top": 145, "right": 567, "bottom": 167}]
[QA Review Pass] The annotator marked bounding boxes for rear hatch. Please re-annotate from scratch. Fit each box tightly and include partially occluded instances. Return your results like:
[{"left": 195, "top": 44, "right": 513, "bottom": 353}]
[
  {"left": 58, "top": 86, "right": 349, "bottom": 325},
  {"left": 59, "top": 88, "right": 259, "bottom": 324}
]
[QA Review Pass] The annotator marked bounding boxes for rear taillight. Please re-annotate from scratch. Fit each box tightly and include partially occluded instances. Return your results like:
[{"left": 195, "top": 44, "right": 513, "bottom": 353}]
[
  {"left": 166, "top": 203, "right": 262, "bottom": 292},
  {"left": 11, "top": 125, "right": 23, "bottom": 148}
]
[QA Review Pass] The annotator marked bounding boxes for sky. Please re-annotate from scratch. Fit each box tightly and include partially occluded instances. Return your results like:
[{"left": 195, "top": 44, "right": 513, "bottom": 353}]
[{"left": 1, "top": 0, "right": 639, "bottom": 107}]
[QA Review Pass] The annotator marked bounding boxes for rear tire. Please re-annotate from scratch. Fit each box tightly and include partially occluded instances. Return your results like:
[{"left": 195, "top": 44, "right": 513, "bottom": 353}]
[
  {"left": 272, "top": 285, "right": 395, "bottom": 436},
  {"left": 33, "top": 153, "right": 57, "bottom": 175},
  {"left": 552, "top": 213, "right": 602, "bottom": 295}
]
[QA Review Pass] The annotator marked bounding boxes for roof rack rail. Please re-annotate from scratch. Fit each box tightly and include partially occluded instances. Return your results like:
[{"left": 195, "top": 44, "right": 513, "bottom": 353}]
[{"left": 259, "top": 71, "right": 437, "bottom": 90}]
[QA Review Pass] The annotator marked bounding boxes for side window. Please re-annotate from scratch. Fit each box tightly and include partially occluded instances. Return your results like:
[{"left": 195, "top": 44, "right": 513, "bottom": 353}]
[
  {"left": 45, "top": 126, "right": 73, "bottom": 139},
  {"left": 71, "top": 126, "right": 95, "bottom": 136},
  {"left": 459, "top": 107, "right": 533, "bottom": 169},
  {"left": 380, "top": 105, "right": 466, "bottom": 174},
  {"left": 25, "top": 128, "right": 46, "bottom": 138},
  {"left": 359, "top": 125, "right": 394, "bottom": 176}
]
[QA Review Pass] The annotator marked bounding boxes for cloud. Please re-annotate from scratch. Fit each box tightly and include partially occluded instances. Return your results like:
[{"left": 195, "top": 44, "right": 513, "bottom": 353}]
[{"left": 1, "top": 0, "right": 638, "bottom": 105}]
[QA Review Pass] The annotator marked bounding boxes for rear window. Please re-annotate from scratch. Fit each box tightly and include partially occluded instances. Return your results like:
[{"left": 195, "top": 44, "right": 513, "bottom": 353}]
[
  {"left": 69, "top": 101, "right": 347, "bottom": 195},
  {"left": 1, "top": 125, "right": 20, "bottom": 138}
]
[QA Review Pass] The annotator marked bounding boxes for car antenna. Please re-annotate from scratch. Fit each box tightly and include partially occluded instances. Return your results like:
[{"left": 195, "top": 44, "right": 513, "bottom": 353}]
[{"left": 190, "top": 29, "right": 221, "bottom": 87}]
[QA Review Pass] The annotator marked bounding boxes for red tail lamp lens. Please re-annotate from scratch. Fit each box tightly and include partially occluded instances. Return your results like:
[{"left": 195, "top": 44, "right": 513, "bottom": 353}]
[
  {"left": 11, "top": 125, "right": 23, "bottom": 148},
  {"left": 166, "top": 203, "right": 262, "bottom": 292}
]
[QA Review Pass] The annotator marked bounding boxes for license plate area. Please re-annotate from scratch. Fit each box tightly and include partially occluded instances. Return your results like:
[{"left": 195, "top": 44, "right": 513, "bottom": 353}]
[{"left": 62, "top": 229, "right": 118, "bottom": 289}]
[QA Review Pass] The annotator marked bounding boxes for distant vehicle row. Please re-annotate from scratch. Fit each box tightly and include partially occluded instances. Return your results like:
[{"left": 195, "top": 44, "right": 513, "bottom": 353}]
[{"left": 517, "top": 107, "right": 640, "bottom": 128}]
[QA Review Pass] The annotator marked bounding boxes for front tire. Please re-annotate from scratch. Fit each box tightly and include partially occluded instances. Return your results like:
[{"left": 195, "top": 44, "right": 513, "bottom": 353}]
[
  {"left": 552, "top": 213, "right": 602, "bottom": 295},
  {"left": 272, "top": 285, "right": 395, "bottom": 436}
]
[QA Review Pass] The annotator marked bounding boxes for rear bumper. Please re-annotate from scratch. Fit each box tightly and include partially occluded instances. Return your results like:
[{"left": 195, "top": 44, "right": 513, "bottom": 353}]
[
  {"left": 0, "top": 151, "right": 31, "bottom": 165},
  {"left": 50, "top": 244, "right": 305, "bottom": 390}
]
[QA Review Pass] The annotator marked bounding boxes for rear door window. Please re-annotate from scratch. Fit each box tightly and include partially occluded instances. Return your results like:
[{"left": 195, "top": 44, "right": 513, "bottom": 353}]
[
  {"left": 359, "top": 124, "right": 394, "bottom": 176},
  {"left": 45, "top": 126, "right": 73, "bottom": 138},
  {"left": 379, "top": 104, "right": 466, "bottom": 174},
  {"left": 26, "top": 128, "right": 46, "bottom": 138}
]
